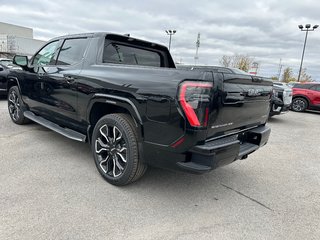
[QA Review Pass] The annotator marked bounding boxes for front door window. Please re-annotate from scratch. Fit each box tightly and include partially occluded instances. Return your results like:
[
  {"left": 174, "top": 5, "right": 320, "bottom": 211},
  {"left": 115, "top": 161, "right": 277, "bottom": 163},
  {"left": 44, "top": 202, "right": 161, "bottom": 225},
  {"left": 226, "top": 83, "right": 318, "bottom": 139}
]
[{"left": 32, "top": 41, "right": 59, "bottom": 66}]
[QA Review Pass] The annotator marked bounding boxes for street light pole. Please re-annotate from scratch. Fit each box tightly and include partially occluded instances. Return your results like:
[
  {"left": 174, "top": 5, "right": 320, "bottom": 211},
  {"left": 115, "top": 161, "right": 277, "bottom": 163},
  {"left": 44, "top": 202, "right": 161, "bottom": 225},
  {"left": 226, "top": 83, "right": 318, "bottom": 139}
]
[
  {"left": 165, "top": 30, "right": 176, "bottom": 51},
  {"left": 297, "top": 24, "right": 318, "bottom": 82}
]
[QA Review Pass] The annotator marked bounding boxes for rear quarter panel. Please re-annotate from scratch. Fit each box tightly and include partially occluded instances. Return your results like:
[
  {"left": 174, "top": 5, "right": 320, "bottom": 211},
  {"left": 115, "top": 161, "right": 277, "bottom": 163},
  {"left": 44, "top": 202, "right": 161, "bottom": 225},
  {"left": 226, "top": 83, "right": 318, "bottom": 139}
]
[
  {"left": 292, "top": 88, "right": 311, "bottom": 105},
  {"left": 307, "top": 89, "right": 320, "bottom": 106}
]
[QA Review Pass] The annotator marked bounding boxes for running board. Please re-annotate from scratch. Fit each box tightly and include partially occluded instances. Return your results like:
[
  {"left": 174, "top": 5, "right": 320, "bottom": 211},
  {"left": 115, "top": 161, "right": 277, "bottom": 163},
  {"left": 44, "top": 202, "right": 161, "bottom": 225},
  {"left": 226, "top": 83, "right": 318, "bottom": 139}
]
[{"left": 24, "top": 111, "right": 86, "bottom": 142}]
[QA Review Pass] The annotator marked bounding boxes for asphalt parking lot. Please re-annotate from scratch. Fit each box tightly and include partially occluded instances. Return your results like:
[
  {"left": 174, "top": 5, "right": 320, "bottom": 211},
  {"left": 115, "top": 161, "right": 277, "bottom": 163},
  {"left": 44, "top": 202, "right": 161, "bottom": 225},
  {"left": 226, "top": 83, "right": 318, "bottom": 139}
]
[{"left": 0, "top": 97, "right": 319, "bottom": 240}]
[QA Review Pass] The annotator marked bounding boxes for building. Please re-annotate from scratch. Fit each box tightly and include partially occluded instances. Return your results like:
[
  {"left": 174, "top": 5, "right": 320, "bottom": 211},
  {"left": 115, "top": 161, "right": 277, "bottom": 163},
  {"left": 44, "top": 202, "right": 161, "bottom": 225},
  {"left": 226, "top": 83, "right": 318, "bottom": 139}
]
[{"left": 0, "top": 22, "right": 45, "bottom": 58}]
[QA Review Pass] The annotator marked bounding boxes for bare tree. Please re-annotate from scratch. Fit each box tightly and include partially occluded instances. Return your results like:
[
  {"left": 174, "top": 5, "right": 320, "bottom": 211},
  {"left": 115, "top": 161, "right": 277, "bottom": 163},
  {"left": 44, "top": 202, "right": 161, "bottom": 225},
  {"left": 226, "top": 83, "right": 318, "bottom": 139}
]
[
  {"left": 299, "top": 68, "right": 313, "bottom": 82},
  {"left": 219, "top": 54, "right": 254, "bottom": 72},
  {"left": 219, "top": 55, "right": 232, "bottom": 68},
  {"left": 282, "top": 67, "right": 294, "bottom": 83},
  {"left": 282, "top": 67, "right": 312, "bottom": 83}
]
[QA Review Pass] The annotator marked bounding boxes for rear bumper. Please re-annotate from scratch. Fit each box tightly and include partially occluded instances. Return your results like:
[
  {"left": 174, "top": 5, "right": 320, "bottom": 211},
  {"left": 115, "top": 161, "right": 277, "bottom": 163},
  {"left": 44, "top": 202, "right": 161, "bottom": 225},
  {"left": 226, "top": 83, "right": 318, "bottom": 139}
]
[{"left": 176, "top": 125, "right": 271, "bottom": 173}]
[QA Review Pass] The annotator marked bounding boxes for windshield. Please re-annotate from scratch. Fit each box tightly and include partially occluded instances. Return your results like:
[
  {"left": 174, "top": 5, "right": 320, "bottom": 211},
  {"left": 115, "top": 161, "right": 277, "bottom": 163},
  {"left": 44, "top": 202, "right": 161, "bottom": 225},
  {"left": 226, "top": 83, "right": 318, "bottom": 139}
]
[{"left": 0, "top": 59, "right": 12, "bottom": 67}]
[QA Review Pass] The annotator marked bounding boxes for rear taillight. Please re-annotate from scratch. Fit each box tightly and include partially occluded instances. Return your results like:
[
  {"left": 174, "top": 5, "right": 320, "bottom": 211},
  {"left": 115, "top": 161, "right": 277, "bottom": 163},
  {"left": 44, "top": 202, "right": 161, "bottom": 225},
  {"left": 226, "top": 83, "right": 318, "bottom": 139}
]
[{"left": 178, "top": 81, "right": 213, "bottom": 127}]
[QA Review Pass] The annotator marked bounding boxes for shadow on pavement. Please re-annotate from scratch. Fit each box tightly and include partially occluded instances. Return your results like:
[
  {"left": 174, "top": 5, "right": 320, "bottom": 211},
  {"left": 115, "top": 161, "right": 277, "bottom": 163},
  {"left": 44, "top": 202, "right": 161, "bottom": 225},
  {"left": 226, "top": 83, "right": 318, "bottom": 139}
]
[
  {"left": 6, "top": 121, "right": 265, "bottom": 206},
  {"left": 25, "top": 124, "right": 256, "bottom": 194},
  {"left": 267, "top": 116, "right": 287, "bottom": 123},
  {"left": 123, "top": 164, "right": 252, "bottom": 194},
  {"left": 1, "top": 103, "right": 262, "bottom": 199},
  {"left": 116, "top": 164, "right": 272, "bottom": 210},
  {"left": 305, "top": 110, "right": 320, "bottom": 115}
]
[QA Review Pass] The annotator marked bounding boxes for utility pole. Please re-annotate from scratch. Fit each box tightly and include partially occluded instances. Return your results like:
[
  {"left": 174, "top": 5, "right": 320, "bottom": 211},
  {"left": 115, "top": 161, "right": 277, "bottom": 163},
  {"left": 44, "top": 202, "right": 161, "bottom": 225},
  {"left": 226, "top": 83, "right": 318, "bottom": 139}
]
[
  {"left": 278, "top": 58, "right": 283, "bottom": 80},
  {"left": 194, "top": 33, "right": 200, "bottom": 65}
]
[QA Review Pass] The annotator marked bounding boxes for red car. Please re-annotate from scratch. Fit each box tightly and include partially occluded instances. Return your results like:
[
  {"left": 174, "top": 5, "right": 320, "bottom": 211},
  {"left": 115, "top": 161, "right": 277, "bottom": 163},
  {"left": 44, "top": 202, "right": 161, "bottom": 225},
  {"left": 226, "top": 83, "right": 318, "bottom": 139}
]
[{"left": 291, "top": 82, "right": 320, "bottom": 112}]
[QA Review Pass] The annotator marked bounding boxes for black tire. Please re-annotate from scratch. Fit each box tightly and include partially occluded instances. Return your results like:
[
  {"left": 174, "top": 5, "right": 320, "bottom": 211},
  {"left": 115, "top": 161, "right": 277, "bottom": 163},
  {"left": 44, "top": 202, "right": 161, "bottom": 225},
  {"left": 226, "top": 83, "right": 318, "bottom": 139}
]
[
  {"left": 8, "top": 86, "right": 30, "bottom": 125},
  {"left": 91, "top": 113, "right": 147, "bottom": 186},
  {"left": 291, "top": 97, "right": 308, "bottom": 112}
]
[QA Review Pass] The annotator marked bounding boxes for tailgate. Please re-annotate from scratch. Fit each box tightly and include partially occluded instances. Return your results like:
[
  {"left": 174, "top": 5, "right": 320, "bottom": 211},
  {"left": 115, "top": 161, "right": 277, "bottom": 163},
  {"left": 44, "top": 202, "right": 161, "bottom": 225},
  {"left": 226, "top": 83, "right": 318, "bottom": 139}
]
[{"left": 207, "top": 73, "right": 272, "bottom": 139}]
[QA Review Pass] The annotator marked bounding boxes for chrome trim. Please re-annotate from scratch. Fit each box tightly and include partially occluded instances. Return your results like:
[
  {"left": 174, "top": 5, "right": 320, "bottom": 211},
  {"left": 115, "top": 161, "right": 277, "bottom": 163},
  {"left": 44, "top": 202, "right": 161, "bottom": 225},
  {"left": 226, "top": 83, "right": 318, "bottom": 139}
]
[
  {"left": 105, "top": 100, "right": 117, "bottom": 105},
  {"left": 205, "top": 126, "right": 258, "bottom": 143},
  {"left": 99, "top": 156, "right": 110, "bottom": 173}
]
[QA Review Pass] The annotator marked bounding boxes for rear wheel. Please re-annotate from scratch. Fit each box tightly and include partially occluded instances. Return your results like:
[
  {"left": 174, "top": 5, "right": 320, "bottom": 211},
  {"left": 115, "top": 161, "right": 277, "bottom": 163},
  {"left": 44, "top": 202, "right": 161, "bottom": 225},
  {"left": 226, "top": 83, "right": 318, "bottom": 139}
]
[
  {"left": 8, "top": 86, "right": 29, "bottom": 124},
  {"left": 291, "top": 98, "right": 308, "bottom": 112},
  {"left": 91, "top": 114, "right": 147, "bottom": 186}
]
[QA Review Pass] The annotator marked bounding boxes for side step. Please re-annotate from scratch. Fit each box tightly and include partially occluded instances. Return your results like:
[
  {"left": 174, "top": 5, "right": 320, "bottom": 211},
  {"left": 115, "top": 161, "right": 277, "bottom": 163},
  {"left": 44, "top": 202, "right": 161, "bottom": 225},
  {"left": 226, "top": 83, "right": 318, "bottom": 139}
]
[{"left": 24, "top": 111, "right": 86, "bottom": 142}]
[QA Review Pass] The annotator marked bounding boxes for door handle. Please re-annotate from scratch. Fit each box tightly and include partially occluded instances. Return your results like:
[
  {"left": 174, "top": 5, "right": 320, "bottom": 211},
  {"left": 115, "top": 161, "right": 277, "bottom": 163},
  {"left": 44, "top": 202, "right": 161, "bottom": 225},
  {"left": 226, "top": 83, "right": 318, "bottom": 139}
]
[{"left": 64, "top": 75, "right": 75, "bottom": 84}]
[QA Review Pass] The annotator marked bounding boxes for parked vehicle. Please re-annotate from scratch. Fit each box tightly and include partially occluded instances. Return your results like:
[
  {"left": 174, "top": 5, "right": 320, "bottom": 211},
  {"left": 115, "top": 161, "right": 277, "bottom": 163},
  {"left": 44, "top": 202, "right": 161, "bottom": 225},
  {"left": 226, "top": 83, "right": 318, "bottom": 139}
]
[
  {"left": 269, "top": 82, "right": 292, "bottom": 117},
  {"left": 0, "top": 58, "right": 12, "bottom": 67},
  {"left": 0, "top": 64, "right": 11, "bottom": 95},
  {"left": 287, "top": 82, "right": 298, "bottom": 88},
  {"left": 177, "top": 66, "right": 254, "bottom": 76},
  {"left": 273, "top": 82, "right": 288, "bottom": 87},
  {"left": 291, "top": 82, "right": 320, "bottom": 112},
  {"left": 0, "top": 63, "right": 22, "bottom": 95},
  {"left": 8, "top": 32, "right": 272, "bottom": 185}
]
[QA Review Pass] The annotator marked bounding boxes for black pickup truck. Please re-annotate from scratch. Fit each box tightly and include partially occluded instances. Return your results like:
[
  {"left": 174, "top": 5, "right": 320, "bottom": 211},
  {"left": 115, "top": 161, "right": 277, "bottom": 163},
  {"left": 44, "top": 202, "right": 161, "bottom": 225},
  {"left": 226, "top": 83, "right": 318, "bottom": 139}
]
[{"left": 8, "top": 32, "right": 272, "bottom": 185}]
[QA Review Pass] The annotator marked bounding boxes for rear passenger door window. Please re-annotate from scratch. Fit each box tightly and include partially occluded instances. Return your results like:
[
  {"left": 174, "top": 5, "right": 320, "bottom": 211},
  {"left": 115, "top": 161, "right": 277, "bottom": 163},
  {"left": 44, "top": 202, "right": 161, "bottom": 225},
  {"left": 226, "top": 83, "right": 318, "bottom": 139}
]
[
  {"left": 310, "top": 85, "right": 320, "bottom": 92},
  {"left": 294, "top": 84, "right": 311, "bottom": 89},
  {"left": 103, "top": 43, "right": 162, "bottom": 67},
  {"left": 56, "top": 38, "right": 88, "bottom": 65}
]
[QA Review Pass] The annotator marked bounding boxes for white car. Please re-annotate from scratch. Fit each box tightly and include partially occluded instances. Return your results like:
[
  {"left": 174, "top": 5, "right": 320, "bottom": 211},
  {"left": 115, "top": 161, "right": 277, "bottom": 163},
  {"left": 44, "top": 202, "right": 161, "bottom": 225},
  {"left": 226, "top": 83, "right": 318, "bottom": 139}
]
[{"left": 270, "top": 82, "right": 293, "bottom": 117}]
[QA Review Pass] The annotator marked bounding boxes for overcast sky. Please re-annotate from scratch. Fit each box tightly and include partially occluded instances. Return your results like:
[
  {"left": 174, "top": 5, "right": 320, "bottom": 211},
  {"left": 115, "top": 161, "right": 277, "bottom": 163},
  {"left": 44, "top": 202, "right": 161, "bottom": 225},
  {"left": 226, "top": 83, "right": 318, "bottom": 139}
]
[{"left": 0, "top": 0, "right": 319, "bottom": 79}]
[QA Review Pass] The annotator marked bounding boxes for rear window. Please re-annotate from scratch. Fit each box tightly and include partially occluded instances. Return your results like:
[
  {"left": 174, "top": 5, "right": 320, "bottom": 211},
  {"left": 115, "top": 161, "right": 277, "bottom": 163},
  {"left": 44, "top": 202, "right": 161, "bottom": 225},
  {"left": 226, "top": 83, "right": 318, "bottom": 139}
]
[{"left": 103, "top": 43, "right": 162, "bottom": 67}]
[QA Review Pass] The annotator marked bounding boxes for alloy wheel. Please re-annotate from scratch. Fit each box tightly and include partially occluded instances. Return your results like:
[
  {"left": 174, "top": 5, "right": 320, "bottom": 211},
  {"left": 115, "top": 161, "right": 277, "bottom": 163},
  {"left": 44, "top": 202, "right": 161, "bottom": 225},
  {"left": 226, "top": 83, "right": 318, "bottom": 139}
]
[
  {"left": 292, "top": 99, "right": 306, "bottom": 112},
  {"left": 8, "top": 89, "right": 21, "bottom": 121},
  {"left": 95, "top": 124, "right": 127, "bottom": 178}
]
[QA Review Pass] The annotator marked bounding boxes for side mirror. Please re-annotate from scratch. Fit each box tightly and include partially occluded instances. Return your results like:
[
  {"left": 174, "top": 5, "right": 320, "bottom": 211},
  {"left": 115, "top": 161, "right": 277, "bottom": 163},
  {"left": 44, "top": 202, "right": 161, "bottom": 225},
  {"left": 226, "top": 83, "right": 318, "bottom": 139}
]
[
  {"left": 0, "top": 66, "right": 4, "bottom": 72},
  {"left": 13, "top": 55, "right": 28, "bottom": 67}
]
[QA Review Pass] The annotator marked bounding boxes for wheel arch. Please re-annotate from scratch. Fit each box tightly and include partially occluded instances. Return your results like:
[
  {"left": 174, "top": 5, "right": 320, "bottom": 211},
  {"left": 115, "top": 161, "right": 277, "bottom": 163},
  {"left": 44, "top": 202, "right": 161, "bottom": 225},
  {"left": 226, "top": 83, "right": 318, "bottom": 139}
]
[
  {"left": 87, "top": 94, "right": 144, "bottom": 143},
  {"left": 292, "top": 95, "right": 310, "bottom": 106},
  {"left": 7, "top": 77, "right": 21, "bottom": 93}
]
